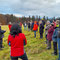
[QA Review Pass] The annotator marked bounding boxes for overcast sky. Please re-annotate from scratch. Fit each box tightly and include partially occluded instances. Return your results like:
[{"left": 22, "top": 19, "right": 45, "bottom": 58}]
[{"left": 0, "top": 0, "right": 60, "bottom": 17}]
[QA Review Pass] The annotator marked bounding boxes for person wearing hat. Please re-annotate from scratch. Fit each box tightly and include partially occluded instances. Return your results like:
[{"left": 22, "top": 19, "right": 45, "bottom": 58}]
[{"left": 0, "top": 26, "right": 6, "bottom": 50}]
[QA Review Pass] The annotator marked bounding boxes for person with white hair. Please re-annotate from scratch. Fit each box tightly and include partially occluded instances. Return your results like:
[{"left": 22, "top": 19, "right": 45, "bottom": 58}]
[
  {"left": 45, "top": 21, "right": 50, "bottom": 44},
  {"left": 8, "top": 22, "right": 12, "bottom": 31}
]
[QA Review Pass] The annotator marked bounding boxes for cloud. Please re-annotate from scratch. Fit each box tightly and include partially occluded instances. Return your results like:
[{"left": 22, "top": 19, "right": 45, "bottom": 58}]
[
  {"left": 13, "top": 14, "right": 23, "bottom": 17},
  {"left": 0, "top": 0, "right": 60, "bottom": 17}
]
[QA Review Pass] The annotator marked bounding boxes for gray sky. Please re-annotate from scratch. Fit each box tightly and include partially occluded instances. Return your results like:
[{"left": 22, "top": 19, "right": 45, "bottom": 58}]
[{"left": 0, "top": 0, "right": 60, "bottom": 17}]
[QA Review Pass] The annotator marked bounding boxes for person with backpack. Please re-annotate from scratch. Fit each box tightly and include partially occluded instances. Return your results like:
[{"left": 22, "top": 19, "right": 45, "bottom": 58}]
[
  {"left": 0, "top": 26, "right": 6, "bottom": 50},
  {"left": 8, "top": 24, "right": 28, "bottom": 60},
  {"left": 39, "top": 21, "right": 44, "bottom": 39}
]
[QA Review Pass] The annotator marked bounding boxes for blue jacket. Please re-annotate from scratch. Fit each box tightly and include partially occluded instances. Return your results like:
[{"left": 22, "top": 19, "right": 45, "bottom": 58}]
[{"left": 52, "top": 27, "right": 59, "bottom": 42}]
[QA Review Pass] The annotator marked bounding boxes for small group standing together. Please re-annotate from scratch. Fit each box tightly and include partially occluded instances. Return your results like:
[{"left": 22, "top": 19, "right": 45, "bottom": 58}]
[{"left": 45, "top": 20, "right": 60, "bottom": 60}]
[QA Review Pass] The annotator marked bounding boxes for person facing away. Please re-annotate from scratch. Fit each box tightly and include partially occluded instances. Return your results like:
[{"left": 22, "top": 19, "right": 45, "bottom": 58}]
[
  {"left": 39, "top": 21, "right": 44, "bottom": 39},
  {"left": 8, "top": 24, "right": 28, "bottom": 60}
]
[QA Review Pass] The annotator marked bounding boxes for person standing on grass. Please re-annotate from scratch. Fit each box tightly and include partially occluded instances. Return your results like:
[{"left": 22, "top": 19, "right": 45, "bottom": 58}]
[
  {"left": 45, "top": 21, "right": 50, "bottom": 44},
  {"left": 31, "top": 21, "right": 34, "bottom": 31},
  {"left": 52, "top": 20, "right": 60, "bottom": 60},
  {"left": 8, "top": 24, "right": 28, "bottom": 60},
  {"left": 47, "top": 23, "right": 54, "bottom": 49},
  {"left": 27, "top": 21, "right": 30, "bottom": 31},
  {"left": 39, "top": 21, "right": 44, "bottom": 39},
  {"left": 57, "top": 20, "right": 60, "bottom": 60},
  {"left": 30, "top": 20, "right": 32, "bottom": 30},
  {"left": 23, "top": 21, "right": 27, "bottom": 31},
  {"left": 0, "top": 26, "right": 6, "bottom": 50},
  {"left": 52, "top": 20, "right": 59, "bottom": 55},
  {"left": 33, "top": 21, "right": 38, "bottom": 38}
]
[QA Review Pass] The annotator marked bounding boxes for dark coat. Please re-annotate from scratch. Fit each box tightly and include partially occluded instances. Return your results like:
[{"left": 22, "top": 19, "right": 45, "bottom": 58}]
[
  {"left": 39, "top": 23, "right": 44, "bottom": 34},
  {"left": 28, "top": 23, "right": 30, "bottom": 28},
  {"left": 0, "top": 26, "right": 6, "bottom": 39}
]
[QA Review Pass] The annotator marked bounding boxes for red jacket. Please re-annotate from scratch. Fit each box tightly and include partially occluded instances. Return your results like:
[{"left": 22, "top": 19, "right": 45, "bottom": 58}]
[
  {"left": 33, "top": 24, "right": 38, "bottom": 31},
  {"left": 8, "top": 33, "right": 27, "bottom": 57},
  {"left": 47, "top": 26, "right": 54, "bottom": 41},
  {"left": 8, "top": 24, "right": 12, "bottom": 31}
]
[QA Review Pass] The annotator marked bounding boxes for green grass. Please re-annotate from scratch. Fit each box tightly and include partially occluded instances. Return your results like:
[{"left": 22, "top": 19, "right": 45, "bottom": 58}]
[{"left": 0, "top": 25, "right": 58, "bottom": 60}]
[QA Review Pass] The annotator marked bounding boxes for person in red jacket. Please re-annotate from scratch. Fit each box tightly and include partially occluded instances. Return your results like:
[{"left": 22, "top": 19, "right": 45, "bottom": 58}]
[
  {"left": 33, "top": 21, "right": 38, "bottom": 38},
  {"left": 8, "top": 22, "right": 12, "bottom": 31},
  {"left": 47, "top": 23, "right": 54, "bottom": 49},
  {"left": 8, "top": 24, "right": 28, "bottom": 60}
]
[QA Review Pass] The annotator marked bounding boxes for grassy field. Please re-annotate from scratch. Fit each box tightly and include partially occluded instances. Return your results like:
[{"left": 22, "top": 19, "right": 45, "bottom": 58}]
[{"left": 0, "top": 25, "right": 58, "bottom": 60}]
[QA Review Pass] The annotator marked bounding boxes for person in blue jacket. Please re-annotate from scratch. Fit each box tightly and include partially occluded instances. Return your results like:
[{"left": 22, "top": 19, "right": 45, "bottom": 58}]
[
  {"left": 52, "top": 20, "right": 59, "bottom": 55},
  {"left": 52, "top": 20, "right": 60, "bottom": 60},
  {"left": 57, "top": 20, "right": 60, "bottom": 60}
]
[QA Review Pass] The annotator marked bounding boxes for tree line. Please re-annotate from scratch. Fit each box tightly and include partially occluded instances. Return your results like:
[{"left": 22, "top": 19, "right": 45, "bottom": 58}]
[{"left": 0, "top": 14, "right": 60, "bottom": 25}]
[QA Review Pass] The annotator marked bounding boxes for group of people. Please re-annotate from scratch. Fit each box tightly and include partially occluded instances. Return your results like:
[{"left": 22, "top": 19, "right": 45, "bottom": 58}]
[
  {"left": 23, "top": 19, "right": 60, "bottom": 60},
  {"left": 23, "top": 20, "right": 45, "bottom": 38},
  {"left": 45, "top": 20, "right": 60, "bottom": 60},
  {"left": 0, "top": 19, "right": 60, "bottom": 60}
]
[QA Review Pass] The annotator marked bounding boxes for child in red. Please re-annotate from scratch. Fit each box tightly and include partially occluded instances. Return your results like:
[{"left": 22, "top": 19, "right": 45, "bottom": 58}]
[{"left": 8, "top": 24, "right": 28, "bottom": 60}]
